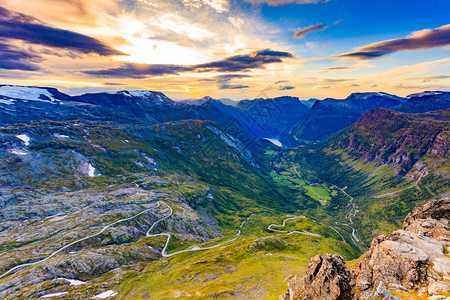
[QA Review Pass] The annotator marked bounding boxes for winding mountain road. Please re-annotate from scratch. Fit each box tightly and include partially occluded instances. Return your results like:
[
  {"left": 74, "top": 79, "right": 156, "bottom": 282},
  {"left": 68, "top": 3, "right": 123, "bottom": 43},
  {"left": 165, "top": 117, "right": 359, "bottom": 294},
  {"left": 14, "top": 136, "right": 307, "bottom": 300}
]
[
  {"left": 267, "top": 215, "right": 320, "bottom": 237},
  {"left": 0, "top": 202, "right": 160, "bottom": 279},
  {"left": 293, "top": 166, "right": 362, "bottom": 246},
  {"left": 146, "top": 201, "right": 240, "bottom": 257}
]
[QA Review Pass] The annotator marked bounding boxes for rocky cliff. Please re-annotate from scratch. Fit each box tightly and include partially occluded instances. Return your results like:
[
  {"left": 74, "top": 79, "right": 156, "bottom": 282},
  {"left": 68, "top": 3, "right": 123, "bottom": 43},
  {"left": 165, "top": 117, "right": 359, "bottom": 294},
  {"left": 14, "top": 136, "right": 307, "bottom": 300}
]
[
  {"left": 280, "top": 197, "right": 450, "bottom": 299},
  {"left": 328, "top": 108, "right": 450, "bottom": 180}
]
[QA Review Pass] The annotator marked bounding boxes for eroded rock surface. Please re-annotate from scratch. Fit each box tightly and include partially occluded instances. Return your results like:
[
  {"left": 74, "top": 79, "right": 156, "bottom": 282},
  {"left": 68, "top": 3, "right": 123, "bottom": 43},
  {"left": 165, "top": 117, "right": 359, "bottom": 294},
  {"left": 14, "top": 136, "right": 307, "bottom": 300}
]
[
  {"left": 280, "top": 197, "right": 450, "bottom": 299},
  {"left": 279, "top": 254, "right": 356, "bottom": 300},
  {"left": 356, "top": 197, "right": 450, "bottom": 299}
]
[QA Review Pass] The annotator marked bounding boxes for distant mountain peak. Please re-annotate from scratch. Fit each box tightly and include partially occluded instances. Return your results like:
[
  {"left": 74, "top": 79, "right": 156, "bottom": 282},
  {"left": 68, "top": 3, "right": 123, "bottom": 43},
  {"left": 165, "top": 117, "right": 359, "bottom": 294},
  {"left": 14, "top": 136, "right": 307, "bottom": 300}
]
[
  {"left": 346, "top": 92, "right": 404, "bottom": 102},
  {"left": 0, "top": 85, "right": 68, "bottom": 103},
  {"left": 407, "top": 91, "right": 448, "bottom": 98}
]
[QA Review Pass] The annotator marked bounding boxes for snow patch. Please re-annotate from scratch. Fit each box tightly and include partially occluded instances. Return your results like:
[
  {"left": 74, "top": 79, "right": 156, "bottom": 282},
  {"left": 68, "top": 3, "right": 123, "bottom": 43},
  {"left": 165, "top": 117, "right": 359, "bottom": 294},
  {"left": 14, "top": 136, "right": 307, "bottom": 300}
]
[
  {"left": 264, "top": 138, "right": 282, "bottom": 147},
  {"left": 94, "top": 290, "right": 118, "bottom": 299},
  {"left": 408, "top": 91, "right": 445, "bottom": 98},
  {"left": 88, "top": 164, "right": 97, "bottom": 177},
  {"left": 0, "top": 98, "right": 14, "bottom": 105},
  {"left": 376, "top": 92, "right": 398, "bottom": 99},
  {"left": 0, "top": 86, "right": 58, "bottom": 103},
  {"left": 16, "top": 134, "right": 30, "bottom": 146},
  {"left": 49, "top": 215, "right": 66, "bottom": 222},
  {"left": 129, "top": 90, "right": 153, "bottom": 97},
  {"left": 53, "top": 133, "right": 69, "bottom": 139},
  {"left": 9, "top": 149, "right": 29, "bottom": 155},
  {"left": 58, "top": 278, "right": 85, "bottom": 286},
  {"left": 40, "top": 292, "right": 68, "bottom": 298}
]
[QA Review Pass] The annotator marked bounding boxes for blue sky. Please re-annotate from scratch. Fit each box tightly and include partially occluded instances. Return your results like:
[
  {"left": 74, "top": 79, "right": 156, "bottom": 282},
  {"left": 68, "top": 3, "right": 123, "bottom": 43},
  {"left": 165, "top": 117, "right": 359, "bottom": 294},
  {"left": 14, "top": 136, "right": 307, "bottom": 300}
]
[{"left": 0, "top": 0, "right": 449, "bottom": 99}]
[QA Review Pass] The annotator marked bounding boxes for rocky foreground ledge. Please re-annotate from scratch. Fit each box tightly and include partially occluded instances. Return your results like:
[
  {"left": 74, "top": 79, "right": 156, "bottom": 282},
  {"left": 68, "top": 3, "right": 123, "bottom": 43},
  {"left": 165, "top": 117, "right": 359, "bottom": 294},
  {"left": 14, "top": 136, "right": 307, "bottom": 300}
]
[{"left": 280, "top": 197, "right": 450, "bottom": 300}]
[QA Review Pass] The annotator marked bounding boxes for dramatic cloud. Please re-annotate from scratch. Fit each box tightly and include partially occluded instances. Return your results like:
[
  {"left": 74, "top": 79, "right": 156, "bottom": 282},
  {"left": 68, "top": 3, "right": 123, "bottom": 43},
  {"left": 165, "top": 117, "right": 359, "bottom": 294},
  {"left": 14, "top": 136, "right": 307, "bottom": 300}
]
[
  {"left": 194, "top": 49, "right": 293, "bottom": 72},
  {"left": 0, "top": 7, "right": 124, "bottom": 56},
  {"left": 335, "top": 24, "right": 450, "bottom": 60},
  {"left": 85, "top": 49, "right": 294, "bottom": 78},
  {"left": 293, "top": 24, "right": 328, "bottom": 38},
  {"left": 245, "top": 0, "right": 329, "bottom": 5},
  {"left": 0, "top": 40, "right": 41, "bottom": 71}
]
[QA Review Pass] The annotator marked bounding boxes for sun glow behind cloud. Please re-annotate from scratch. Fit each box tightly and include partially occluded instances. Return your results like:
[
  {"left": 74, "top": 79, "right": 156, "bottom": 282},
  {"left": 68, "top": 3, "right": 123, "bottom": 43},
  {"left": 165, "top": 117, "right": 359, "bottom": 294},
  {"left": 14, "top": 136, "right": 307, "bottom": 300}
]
[
  {"left": 0, "top": 0, "right": 448, "bottom": 99},
  {"left": 116, "top": 37, "right": 210, "bottom": 65}
]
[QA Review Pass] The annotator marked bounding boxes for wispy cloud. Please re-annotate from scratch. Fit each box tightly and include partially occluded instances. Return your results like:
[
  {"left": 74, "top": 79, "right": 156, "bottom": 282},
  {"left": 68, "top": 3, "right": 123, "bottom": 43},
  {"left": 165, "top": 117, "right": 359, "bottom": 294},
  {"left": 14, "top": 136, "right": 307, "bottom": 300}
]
[
  {"left": 293, "top": 24, "right": 328, "bottom": 38},
  {"left": 183, "top": 0, "right": 229, "bottom": 12},
  {"left": 405, "top": 75, "right": 450, "bottom": 82},
  {"left": 317, "top": 66, "right": 360, "bottom": 73},
  {"left": 334, "top": 24, "right": 450, "bottom": 60}
]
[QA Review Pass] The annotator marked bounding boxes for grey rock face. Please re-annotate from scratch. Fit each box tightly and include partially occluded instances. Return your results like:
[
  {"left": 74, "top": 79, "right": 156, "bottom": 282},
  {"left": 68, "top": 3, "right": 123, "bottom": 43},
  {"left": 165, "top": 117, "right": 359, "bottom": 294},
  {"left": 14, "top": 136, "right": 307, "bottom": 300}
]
[
  {"left": 356, "top": 197, "right": 450, "bottom": 299},
  {"left": 279, "top": 254, "right": 356, "bottom": 300},
  {"left": 279, "top": 197, "right": 450, "bottom": 300}
]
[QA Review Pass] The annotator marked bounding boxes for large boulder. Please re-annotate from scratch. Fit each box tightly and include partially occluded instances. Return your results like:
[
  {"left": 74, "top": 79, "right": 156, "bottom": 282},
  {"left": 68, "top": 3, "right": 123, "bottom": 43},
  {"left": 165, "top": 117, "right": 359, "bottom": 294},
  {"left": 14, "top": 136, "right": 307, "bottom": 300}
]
[
  {"left": 279, "top": 254, "right": 356, "bottom": 300},
  {"left": 356, "top": 197, "right": 450, "bottom": 299},
  {"left": 279, "top": 197, "right": 450, "bottom": 300}
]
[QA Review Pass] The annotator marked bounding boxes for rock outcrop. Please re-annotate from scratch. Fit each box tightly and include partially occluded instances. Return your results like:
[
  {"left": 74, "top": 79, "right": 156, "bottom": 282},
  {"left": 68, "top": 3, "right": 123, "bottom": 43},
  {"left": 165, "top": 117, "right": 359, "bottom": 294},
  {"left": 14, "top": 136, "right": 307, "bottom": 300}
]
[
  {"left": 280, "top": 197, "right": 450, "bottom": 299},
  {"left": 279, "top": 254, "right": 356, "bottom": 300},
  {"left": 356, "top": 197, "right": 450, "bottom": 299}
]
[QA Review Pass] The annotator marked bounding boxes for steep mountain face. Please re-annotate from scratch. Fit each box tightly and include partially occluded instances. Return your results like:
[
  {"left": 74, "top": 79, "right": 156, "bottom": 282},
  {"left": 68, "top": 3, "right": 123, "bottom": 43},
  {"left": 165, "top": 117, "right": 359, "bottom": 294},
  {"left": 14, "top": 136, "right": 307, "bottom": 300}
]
[
  {"left": 280, "top": 197, "right": 450, "bottom": 300},
  {"left": 235, "top": 96, "right": 310, "bottom": 138},
  {"left": 179, "top": 95, "right": 311, "bottom": 141},
  {"left": 287, "top": 92, "right": 404, "bottom": 144},
  {"left": 328, "top": 108, "right": 450, "bottom": 180},
  {"left": 397, "top": 91, "right": 450, "bottom": 113},
  {"left": 300, "top": 98, "right": 318, "bottom": 108}
]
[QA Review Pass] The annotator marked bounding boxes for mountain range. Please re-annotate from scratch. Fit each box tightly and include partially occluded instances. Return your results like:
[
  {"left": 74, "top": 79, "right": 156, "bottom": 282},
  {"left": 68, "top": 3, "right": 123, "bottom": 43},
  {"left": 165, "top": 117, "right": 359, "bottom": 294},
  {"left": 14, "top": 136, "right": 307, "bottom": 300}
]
[{"left": 0, "top": 84, "right": 449, "bottom": 299}]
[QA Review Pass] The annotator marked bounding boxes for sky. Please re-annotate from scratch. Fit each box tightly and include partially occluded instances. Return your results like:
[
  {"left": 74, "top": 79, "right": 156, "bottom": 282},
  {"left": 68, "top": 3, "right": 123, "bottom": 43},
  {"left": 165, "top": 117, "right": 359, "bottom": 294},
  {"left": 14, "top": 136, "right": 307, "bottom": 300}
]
[{"left": 0, "top": 0, "right": 449, "bottom": 100}]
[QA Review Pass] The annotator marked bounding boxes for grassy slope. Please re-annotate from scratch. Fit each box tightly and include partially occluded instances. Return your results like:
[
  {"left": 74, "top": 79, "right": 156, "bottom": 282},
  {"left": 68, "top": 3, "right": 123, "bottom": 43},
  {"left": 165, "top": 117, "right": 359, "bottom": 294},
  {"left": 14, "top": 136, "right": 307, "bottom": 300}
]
[
  {"left": 117, "top": 215, "right": 356, "bottom": 300},
  {"left": 290, "top": 145, "right": 449, "bottom": 244}
]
